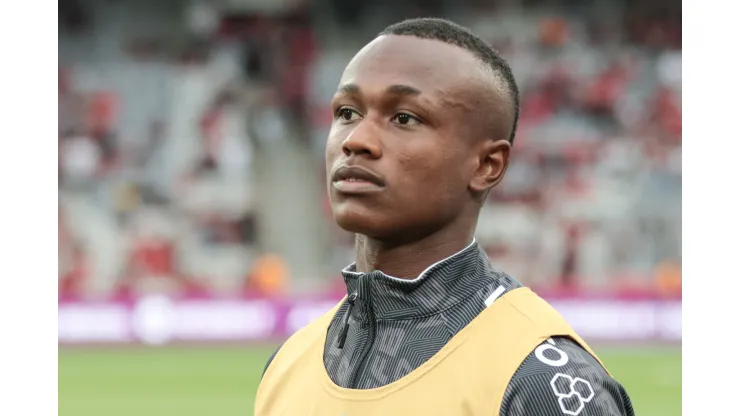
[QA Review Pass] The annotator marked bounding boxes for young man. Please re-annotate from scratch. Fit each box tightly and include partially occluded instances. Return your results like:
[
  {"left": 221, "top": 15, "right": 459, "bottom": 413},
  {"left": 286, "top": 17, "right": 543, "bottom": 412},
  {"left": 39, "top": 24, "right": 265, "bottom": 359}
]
[{"left": 255, "top": 18, "right": 635, "bottom": 416}]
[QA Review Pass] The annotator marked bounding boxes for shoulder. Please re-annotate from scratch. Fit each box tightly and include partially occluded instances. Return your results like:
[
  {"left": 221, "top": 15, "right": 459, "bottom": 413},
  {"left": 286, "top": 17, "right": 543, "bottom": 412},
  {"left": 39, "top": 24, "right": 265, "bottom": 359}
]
[{"left": 500, "top": 337, "right": 635, "bottom": 416}]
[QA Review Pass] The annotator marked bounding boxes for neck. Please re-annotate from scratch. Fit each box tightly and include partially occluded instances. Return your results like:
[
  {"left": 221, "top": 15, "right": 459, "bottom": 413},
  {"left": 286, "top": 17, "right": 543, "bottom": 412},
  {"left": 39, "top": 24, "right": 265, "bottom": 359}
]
[{"left": 354, "top": 221, "right": 477, "bottom": 279}]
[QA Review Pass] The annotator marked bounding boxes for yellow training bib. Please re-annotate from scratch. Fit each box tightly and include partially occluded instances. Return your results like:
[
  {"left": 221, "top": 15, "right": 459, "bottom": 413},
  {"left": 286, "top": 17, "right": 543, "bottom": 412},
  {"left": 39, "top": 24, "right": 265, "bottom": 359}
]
[{"left": 256, "top": 287, "right": 605, "bottom": 416}]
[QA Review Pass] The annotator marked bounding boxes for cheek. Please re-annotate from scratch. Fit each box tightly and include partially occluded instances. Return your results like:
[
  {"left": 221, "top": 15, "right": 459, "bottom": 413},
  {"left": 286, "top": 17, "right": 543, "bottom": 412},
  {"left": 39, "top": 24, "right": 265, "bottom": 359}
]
[
  {"left": 325, "top": 131, "right": 345, "bottom": 164},
  {"left": 397, "top": 151, "right": 465, "bottom": 202}
]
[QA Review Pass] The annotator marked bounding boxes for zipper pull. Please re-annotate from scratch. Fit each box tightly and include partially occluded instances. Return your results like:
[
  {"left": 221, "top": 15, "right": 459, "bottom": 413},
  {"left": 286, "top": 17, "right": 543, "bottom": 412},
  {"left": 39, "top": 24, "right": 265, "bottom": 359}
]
[{"left": 337, "top": 291, "right": 358, "bottom": 349}]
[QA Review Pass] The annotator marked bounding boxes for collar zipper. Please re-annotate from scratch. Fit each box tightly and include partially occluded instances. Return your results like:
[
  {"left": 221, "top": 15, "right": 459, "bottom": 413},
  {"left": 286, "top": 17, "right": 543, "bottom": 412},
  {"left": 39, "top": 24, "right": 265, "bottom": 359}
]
[
  {"left": 336, "top": 291, "right": 357, "bottom": 349},
  {"left": 348, "top": 289, "right": 375, "bottom": 388}
]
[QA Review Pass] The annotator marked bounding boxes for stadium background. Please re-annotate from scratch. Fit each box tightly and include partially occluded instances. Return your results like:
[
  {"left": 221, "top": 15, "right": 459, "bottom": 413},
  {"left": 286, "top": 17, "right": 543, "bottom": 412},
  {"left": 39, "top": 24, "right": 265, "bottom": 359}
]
[{"left": 58, "top": 0, "right": 681, "bottom": 414}]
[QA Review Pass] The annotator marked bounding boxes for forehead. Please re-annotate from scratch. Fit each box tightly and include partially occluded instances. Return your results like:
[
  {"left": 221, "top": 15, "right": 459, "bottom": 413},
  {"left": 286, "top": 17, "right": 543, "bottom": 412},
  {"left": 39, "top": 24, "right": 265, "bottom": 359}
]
[{"left": 339, "top": 35, "right": 490, "bottom": 99}]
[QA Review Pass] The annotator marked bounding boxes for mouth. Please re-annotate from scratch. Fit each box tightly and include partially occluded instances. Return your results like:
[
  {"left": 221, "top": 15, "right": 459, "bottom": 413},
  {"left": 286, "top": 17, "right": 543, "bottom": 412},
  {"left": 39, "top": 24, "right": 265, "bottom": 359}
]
[{"left": 331, "top": 165, "right": 386, "bottom": 194}]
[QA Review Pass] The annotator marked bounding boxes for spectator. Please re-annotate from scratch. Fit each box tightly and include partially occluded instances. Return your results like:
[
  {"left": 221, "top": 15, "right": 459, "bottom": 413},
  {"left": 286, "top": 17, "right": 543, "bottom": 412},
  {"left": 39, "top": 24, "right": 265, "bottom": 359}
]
[{"left": 57, "top": 0, "right": 681, "bottom": 299}]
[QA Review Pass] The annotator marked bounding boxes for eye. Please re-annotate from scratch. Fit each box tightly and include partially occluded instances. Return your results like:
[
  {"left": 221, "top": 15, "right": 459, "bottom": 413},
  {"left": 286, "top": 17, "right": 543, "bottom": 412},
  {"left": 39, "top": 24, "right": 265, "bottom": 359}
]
[
  {"left": 391, "top": 112, "right": 421, "bottom": 126},
  {"left": 336, "top": 107, "right": 362, "bottom": 122}
]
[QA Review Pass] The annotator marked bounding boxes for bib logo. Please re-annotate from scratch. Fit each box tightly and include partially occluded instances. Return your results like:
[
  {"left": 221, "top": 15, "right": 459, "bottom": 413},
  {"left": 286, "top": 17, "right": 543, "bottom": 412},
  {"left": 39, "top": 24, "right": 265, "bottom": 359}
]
[
  {"left": 549, "top": 373, "right": 595, "bottom": 415},
  {"left": 535, "top": 338, "right": 569, "bottom": 367}
]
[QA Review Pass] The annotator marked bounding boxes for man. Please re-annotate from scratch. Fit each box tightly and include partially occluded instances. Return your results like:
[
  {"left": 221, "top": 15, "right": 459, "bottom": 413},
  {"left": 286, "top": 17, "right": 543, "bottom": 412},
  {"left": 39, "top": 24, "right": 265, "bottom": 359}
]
[{"left": 255, "top": 18, "right": 634, "bottom": 416}]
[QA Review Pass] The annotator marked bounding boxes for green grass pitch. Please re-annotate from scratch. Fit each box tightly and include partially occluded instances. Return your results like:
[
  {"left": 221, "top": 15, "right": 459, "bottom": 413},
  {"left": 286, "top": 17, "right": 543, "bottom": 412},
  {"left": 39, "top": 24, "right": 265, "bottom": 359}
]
[{"left": 59, "top": 345, "right": 681, "bottom": 415}]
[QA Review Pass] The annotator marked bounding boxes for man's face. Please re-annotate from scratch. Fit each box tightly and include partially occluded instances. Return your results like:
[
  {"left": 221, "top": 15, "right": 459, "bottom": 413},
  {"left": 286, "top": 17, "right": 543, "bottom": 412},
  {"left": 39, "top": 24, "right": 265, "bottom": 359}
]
[{"left": 325, "top": 35, "right": 508, "bottom": 240}]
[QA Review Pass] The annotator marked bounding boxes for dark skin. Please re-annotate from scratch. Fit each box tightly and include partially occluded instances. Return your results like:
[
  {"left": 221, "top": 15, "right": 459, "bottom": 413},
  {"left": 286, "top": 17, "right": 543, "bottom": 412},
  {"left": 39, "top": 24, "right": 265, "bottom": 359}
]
[{"left": 326, "top": 35, "right": 513, "bottom": 279}]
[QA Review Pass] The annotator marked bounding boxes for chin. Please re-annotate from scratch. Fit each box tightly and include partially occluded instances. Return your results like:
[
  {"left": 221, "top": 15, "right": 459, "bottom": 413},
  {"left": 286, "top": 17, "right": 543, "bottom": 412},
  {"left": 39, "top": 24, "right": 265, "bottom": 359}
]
[{"left": 332, "top": 204, "right": 392, "bottom": 238}]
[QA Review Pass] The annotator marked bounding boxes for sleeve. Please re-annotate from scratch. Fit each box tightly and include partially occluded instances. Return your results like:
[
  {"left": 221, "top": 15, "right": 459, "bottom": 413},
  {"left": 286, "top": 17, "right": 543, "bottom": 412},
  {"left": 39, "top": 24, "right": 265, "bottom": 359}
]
[
  {"left": 261, "top": 344, "right": 283, "bottom": 379},
  {"left": 499, "top": 337, "right": 635, "bottom": 416}
]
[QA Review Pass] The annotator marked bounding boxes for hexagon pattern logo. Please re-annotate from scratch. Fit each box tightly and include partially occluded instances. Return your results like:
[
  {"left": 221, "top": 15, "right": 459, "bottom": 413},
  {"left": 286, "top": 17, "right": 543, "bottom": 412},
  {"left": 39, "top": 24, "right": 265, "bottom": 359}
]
[{"left": 549, "top": 373, "right": 595, "bottom": 415}]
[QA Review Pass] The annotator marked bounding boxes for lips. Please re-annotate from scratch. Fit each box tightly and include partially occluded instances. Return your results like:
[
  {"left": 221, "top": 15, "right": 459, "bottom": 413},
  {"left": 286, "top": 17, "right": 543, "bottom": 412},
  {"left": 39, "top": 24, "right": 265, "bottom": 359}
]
[
  {"left": 331, "top": 165, "right": 386, "bottom": 194},
  {"left": 332, "top": 166, "right": 386, "bottom": 186}
]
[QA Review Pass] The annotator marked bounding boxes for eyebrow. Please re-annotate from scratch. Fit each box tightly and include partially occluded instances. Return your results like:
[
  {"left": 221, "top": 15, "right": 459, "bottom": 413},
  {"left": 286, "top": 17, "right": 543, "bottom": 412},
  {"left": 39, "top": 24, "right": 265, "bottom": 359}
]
[{"left": 335, "top": 83, "right": 422, "bottom": 97}]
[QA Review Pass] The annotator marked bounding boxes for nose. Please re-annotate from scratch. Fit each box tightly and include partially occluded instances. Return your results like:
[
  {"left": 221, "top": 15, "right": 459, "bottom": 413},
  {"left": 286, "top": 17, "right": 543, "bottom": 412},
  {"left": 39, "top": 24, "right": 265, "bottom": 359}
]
[{"left": 341, "top": 121, "right": 382, "bottom": 159}]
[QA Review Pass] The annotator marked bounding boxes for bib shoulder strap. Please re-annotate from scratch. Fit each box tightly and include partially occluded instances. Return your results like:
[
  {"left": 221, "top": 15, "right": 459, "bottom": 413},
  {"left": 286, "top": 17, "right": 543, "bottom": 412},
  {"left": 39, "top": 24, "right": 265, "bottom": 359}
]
[
  {"left": 470, "top": 288, "right": 609, "bottom": 411},
  {"left": 488, "top": 288, "right": 607, "bottom": 368}
]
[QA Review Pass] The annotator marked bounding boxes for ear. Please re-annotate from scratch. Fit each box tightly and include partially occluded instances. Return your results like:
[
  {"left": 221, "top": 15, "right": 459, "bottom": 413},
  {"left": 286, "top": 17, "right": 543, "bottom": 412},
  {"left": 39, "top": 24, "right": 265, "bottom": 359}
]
[{"left": 469, "top": 139, "right": 511, "bottom": 193}]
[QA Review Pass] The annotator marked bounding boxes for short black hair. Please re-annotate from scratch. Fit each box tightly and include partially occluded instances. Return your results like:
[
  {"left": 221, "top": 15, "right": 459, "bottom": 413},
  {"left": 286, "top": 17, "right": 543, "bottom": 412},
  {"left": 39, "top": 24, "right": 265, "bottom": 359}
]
[{"left": 379, "top": 17, "right": 520, "bottom": 144}]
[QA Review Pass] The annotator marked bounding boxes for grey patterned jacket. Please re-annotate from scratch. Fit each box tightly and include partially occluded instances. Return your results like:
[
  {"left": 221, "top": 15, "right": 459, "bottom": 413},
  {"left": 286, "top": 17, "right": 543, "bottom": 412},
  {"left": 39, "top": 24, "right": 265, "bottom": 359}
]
[{"left": 263, "top": 241, "right": 634, "bottom": 415}]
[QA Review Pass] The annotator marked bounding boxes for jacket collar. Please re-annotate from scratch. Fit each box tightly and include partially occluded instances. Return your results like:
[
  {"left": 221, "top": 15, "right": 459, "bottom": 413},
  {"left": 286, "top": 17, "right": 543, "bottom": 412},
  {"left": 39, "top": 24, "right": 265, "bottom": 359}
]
[{"left": 340, "top": 239, "right": 498, "bottom": 320}]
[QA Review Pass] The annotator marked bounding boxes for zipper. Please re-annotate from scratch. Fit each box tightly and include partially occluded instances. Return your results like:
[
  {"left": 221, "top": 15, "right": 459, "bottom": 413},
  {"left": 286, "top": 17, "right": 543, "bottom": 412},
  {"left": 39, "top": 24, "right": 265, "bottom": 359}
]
[
  {"left": 348, "top": 283, "right": 376, "bottom": 388},
  {"left": 336, "top": 291, "right": 357, "bottom": 349}
]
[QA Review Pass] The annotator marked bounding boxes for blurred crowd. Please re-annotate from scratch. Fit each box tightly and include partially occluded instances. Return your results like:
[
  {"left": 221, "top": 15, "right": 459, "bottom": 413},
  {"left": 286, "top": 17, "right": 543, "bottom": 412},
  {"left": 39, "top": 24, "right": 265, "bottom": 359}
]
[{"left": 58, "top": 0, "right": 681, "bottom": 300}]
